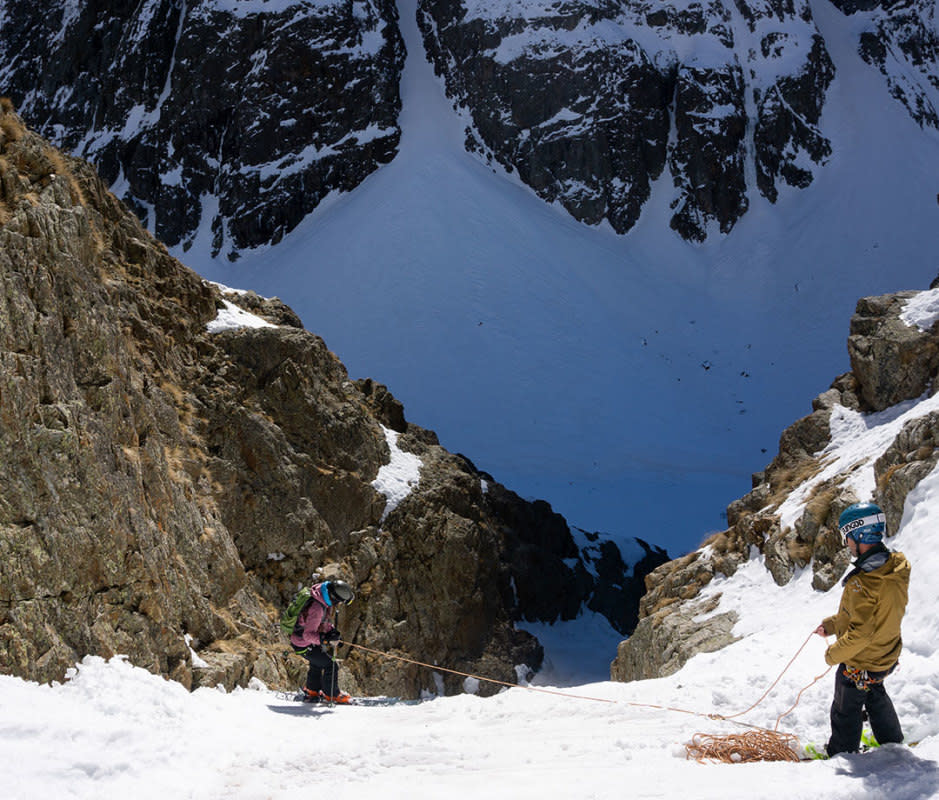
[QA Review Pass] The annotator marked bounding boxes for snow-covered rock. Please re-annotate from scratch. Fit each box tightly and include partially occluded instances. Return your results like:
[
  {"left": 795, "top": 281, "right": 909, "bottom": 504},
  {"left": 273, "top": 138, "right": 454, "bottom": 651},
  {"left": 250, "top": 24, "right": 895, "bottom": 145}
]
[
  {"left": 1, "top": 0, "right": 936, "bottom": 249},
  {"left": 418, "top": 0, "right": 835, "bottom": 241},
  {"left": 0, "top": 0, "right": 405, "bottom": 258},
  {"left": 838, "top": 0, "right": 939, "bottom": 129},
  {"left": 612, "top": 281, "right": 939, "bottom": 681}
]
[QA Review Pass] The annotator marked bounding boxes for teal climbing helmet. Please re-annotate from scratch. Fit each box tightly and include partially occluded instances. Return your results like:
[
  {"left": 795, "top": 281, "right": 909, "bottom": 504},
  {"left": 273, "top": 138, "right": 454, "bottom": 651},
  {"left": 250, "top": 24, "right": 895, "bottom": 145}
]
[{"left": 838, "top": 502, "right": 886, "bottom": 545}]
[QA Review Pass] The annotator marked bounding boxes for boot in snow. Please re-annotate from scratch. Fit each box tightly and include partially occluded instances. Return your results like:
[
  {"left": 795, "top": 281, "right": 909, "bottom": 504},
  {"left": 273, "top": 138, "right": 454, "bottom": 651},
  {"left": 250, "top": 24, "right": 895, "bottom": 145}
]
[
  {"left": 320, "top": 690, "right": 352, "bottom": 704},
  {"left": 300, "top": 687, "right": 322, "bottom": 703}
]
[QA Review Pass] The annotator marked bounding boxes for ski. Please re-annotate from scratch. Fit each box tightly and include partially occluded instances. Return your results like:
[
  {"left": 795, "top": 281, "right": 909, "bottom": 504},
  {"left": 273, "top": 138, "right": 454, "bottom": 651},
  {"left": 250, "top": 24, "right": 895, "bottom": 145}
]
[
  {"left": 346, "top": 696, "right": 423, "bottom": 707},
  {"left": 803, "top": 743, "right": 828, "bottom": 761},
  {"left": 801, "top": 730, "right": 918, "bottom": 761},
  {"left": 279, "top": 690, "right": 422, "bottom": 707}
]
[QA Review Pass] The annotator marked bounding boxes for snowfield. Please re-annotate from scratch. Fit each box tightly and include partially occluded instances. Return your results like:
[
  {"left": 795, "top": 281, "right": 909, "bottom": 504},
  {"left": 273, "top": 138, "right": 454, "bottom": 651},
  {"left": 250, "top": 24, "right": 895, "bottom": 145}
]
[
  {"left": 186, "top": 0, "right": 939, "bottom": 556},
  {"left": 2, "top": 577, "right": 937, "bottom": 800},
  {"left": 4, "top": 0, "right": 939, "bottom": 795}
]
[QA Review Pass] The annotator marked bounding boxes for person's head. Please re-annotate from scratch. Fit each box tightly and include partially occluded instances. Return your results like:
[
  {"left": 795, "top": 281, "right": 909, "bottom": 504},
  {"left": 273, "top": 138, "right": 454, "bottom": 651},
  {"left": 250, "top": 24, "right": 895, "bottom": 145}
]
[
  {"left": 838, "top": 502, "right": 886, "bottom": 555},
  {"left": 321, "top": 580, "right": 355, "bottom": 606}
]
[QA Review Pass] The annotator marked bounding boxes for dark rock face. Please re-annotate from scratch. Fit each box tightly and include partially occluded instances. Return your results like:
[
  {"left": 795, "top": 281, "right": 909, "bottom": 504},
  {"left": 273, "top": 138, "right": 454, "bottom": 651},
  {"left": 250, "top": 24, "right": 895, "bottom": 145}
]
[
  {"left": 611, "top": 286, "right": 939, "bottom": 681},
  {"left": 0, "top": 0, "right": 936, "bottom": 248},
  {"left": 832, "top": 0, "right": 939, "bottom": 129},
  {"left": 0, "top": 109, "right": 644, "bottom": 696},
  {"left": 753, "top": 34, "right": 835, "bottom": 203},
  {"left": 418, "top": 0, "right": 835, "bottom": 241},
  {"left": 0, "top": 0, "right": 405, "bottom": 259},
  {"left": 848, "top": 292, "right": 939, "bottom": 412},
  {"left": 578, "top": 531, "right": 670, "bottom": 635},
  {"left": 669, "top": 62, "right": 748, "bottom": 241}
]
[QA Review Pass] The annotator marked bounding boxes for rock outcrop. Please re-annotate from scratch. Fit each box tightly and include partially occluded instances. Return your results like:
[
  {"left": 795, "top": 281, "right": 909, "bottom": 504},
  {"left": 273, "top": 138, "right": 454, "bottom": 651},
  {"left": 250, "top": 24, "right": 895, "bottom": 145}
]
[
  {"left": 612, "top": 283, "right": 939, "bottom": 681},
  {"left": 0, "top": 105, "right": 647, "bottom": 696},
  {"left": 847, "top": 292, "right": 939, "bottom": 412}
]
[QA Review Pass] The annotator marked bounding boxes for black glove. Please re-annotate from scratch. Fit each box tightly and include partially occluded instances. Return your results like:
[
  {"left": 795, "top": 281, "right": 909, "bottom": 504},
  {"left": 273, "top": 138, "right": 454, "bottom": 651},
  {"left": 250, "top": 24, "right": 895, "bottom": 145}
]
[{"left": 322, "top": 629, "right": 340, "bottom": 643}]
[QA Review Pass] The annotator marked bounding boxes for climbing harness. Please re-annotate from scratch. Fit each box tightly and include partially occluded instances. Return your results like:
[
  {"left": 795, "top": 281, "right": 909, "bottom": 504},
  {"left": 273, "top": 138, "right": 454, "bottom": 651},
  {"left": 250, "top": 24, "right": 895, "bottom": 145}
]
[{"left": 843, "top": 664, "right": 895, "bottom": 691}]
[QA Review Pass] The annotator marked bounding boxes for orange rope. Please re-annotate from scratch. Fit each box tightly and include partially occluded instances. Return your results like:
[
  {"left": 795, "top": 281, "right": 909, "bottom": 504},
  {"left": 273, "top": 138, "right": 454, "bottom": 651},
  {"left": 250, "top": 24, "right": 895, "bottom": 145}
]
[
  {"left": 773, "top": 665, "right": 833, "bottom": 731},
  {"left": 342, "top": 641, "right": 729, "bottom": 717},
  {"left": 709, "top": 630, "right": 830, "bottom": 730},
  {"left": 338, "top": 631, "right": 827, "bottom": 737},
  {"left": 685, "top": 633, "right": 833, "bottom": 762},
  {"left": 686, "top": 730, "right": 803, "bottom": 763},
  {"left": 341, "top": 641, "right": 617, "bottom": 704}
]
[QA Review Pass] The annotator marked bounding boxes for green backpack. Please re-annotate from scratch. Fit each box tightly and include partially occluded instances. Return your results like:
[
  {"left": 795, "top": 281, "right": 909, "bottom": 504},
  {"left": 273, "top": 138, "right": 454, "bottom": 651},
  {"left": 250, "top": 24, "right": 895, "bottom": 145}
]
[{"left": 280, "top": 587, "right": 313, "bottom": 637}]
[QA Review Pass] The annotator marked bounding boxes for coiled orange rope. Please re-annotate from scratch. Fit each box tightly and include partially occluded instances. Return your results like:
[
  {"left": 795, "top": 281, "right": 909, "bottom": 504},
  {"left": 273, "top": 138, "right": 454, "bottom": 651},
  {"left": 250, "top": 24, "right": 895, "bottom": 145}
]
[
  {"left": 685, "top": 631, "right": 834, "bottom": 763},
  {"left": 685, "top": 730, "right": 804, "bottom": 763}
]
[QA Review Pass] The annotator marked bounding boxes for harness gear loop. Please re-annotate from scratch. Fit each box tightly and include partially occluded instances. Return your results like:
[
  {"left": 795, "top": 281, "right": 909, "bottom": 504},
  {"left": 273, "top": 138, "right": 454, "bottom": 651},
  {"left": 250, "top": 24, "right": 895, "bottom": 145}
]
[{"left": 842, "top": 663, "right": 896, "bottom": 691}]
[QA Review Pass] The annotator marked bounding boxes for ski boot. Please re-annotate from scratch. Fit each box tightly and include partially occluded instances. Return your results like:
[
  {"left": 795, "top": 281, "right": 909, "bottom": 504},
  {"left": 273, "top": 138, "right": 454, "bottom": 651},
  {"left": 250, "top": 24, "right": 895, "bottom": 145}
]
[
  {"left": 299, "top": 687, "right": 322, "bottom": 703},
  {"left": 319, "top": 690, "right": 353, "bottom": 704},
  {"left": 860, "top": 730, "right": 879, "bottom": 751}
]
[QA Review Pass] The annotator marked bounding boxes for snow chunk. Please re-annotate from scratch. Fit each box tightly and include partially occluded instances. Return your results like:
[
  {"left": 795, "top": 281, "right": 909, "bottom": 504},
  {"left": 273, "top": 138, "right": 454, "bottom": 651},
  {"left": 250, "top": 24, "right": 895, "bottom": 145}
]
[
  {"left": 371, "top": 426, "right": 422, "bottom": 521},
  {"left": 900, "top": 288, "right": 939, "bottom": 332},
  {"left": 776, "top": 391, "right": 939, "bottom": 532},
  {"left": 206, "top": 299, "right": 277, "bottom": 333},
  {"left": 184, "top": 635, "right": 209, "bottom": 669}
]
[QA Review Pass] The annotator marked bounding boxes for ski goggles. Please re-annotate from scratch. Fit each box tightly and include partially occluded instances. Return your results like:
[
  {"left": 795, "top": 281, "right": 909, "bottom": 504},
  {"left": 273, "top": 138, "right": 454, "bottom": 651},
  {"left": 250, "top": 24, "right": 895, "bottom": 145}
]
[{"left": 839, "top": 512, "right": 886, "bottom": 545}]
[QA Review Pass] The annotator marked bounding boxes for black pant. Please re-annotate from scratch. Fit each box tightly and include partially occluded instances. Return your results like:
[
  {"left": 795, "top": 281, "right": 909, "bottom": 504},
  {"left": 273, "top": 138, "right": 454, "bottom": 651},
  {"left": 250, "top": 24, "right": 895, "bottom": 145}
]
[
  {"left": 827, "top": 664, "right": 903, "bottom": 756},
  {"left": 296, "top": 645, "right": 339, "bottom": 694}
]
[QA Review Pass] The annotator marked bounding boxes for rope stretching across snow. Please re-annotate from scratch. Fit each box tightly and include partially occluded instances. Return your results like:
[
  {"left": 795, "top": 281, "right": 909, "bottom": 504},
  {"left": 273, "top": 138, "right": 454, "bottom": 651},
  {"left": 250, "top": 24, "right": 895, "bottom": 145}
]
[{"left": 337, "top": 631, "right": 832, "bottom": 762}]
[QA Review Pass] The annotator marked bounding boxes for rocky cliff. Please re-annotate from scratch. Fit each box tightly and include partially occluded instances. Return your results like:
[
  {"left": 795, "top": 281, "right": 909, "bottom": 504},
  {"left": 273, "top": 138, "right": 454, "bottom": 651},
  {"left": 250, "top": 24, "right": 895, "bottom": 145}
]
[
  {"left": 611, "top": 277, "right": 939, "bottom": 682},
  {"left": 835, "top": 0, "right": 939, "bottom": 129},
  {"left": 0, "top": 0, "right": 405, "bottom": 259},
  {"left": 418, "top": 0, "right": 835, "bottom": 241},
  {"left": 2, "top": 0, "right": 938, "bottom": 252},
  {"left": 0, "top": 103, "right": 658, "bottom": 696}
]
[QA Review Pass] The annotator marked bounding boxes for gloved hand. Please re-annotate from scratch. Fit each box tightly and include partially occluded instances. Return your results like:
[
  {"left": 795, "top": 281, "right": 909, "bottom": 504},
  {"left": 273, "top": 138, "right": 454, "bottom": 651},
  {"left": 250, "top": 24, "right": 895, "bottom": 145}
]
[{"left": 322, "top": 629, "right": 340, "bottom": 643}]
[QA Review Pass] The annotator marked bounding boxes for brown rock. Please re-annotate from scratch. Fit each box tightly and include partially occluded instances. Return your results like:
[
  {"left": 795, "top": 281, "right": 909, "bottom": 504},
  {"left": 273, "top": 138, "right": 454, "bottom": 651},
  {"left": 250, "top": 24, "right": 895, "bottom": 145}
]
[{"left": 0, "top": 111, "right": 634, "bottom": 697}]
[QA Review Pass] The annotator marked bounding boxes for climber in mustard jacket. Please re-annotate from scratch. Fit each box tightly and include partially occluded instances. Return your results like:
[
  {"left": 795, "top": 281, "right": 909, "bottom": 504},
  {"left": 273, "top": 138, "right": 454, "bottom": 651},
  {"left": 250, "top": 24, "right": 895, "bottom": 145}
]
[{"left": 814, "top": 502, "right": 910, "bottom": 757}]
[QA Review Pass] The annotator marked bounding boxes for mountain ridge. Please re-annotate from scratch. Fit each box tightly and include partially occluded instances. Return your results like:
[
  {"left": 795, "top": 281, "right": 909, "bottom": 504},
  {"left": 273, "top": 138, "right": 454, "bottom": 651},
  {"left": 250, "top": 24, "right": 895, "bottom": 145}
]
[{"left": 1, "top": 0, "right": 937, "bottom": 254}]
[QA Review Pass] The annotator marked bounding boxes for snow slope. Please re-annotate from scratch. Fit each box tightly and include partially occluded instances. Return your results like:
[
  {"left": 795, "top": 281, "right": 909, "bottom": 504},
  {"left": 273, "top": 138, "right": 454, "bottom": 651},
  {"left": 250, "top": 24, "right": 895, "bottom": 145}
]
[
  {"left": 4, "top": 649, "right": 936, "bottom": 800},
  {"left": 5, "top": 299, "right": 939, "bottom": 800},
  {"left": 183, "top": 0, "right": 939, "bottom": 555},
  {"left": 4, "top": 417, "right": 939, "bottom": 796}
]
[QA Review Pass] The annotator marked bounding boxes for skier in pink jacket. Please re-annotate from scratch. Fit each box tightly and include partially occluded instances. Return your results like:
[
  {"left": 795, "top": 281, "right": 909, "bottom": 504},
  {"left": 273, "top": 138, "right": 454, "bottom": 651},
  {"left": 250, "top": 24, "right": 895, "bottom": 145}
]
[{"left": 290, "top": 580, "right": 355, "bottom": 703}]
